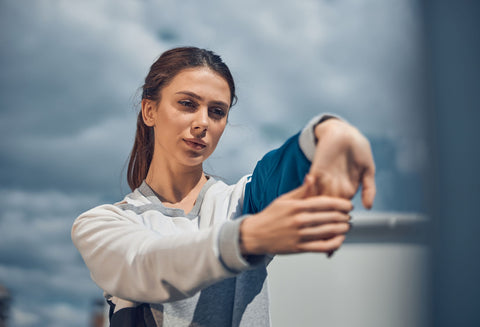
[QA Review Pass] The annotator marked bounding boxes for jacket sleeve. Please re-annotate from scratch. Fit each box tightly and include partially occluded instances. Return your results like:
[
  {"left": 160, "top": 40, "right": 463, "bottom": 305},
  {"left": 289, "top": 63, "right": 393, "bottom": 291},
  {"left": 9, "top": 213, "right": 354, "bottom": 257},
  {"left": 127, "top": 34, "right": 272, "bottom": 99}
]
[
  {"left": 71, "top": 204, "right": 255, "bottom": 304},
  {"left": 72, "top": 114, "right": 331, "bottom": 303},
  {"left": 243, "top": 114, "right": 331, "bottom": 214}
]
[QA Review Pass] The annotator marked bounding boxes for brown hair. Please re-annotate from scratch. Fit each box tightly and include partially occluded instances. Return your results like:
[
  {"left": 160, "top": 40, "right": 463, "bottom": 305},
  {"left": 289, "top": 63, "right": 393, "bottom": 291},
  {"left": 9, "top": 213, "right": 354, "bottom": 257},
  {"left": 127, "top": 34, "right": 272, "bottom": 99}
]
[{"left": 127, "top": 47, "right": 237, "bottom": 191}]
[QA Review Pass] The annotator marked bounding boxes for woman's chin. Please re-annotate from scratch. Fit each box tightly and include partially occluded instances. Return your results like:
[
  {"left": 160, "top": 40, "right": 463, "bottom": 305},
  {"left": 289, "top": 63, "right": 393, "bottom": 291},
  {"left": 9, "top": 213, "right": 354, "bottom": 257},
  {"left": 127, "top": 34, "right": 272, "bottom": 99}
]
[{"left": 181, "top": 154, "right": 210, "bottom": 167}]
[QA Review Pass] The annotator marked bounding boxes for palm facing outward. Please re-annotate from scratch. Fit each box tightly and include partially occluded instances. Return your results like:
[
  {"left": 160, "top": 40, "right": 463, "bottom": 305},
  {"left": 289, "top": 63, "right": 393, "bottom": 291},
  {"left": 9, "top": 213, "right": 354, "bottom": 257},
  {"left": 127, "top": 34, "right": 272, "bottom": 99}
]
[{"left": 240, "top": 118, "right": 375, "bottom": 256}]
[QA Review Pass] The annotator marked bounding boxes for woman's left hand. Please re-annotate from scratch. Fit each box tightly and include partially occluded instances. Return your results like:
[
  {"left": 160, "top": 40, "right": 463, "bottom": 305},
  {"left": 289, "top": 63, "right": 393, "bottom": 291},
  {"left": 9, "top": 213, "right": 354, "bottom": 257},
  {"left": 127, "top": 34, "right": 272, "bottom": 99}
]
[{"left": 309, "top": 118, "right": 376, "bottom": 209}]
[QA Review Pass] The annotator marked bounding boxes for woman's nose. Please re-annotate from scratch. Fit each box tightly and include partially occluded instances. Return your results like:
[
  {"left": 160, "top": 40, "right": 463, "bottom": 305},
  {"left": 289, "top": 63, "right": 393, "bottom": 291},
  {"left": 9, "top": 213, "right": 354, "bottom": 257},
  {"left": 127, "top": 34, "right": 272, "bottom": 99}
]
[{"left": 191, "top": 108, "right": 208, "bottom": 137}]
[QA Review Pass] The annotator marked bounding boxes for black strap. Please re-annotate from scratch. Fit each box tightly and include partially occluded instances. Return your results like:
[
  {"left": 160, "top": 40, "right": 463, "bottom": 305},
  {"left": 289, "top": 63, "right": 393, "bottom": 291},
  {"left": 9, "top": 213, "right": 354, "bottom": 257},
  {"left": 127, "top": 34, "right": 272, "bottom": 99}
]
[{"left": 107, "top": 301, "right": 158, "bottom": 327}]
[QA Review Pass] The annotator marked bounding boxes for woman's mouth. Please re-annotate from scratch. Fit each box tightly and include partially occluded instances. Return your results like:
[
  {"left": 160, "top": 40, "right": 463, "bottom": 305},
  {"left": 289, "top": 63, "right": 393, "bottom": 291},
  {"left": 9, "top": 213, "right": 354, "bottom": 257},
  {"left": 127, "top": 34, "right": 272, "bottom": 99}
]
[{"left": 184, "top": 138, "right": 207, "bottom": 150}]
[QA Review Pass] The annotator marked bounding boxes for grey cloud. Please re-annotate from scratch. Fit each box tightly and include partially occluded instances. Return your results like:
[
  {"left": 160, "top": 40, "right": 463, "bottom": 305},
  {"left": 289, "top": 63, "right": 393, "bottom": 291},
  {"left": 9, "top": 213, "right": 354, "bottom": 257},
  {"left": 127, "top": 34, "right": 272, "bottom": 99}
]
[
  {"left": 1, "top": 0, "right": 427, "bottom": 195},
  {"left": 11, "top": 298, "right": 89, "bottom": 327},
  {"left": 0, "top": 189, "right": 102, "bottom": 326},
  {"left": 0, "top": 0, "right": 165, "bottom": 195},
  {"left": 0, "top": 0, "right": 429, "bottom": 326}
]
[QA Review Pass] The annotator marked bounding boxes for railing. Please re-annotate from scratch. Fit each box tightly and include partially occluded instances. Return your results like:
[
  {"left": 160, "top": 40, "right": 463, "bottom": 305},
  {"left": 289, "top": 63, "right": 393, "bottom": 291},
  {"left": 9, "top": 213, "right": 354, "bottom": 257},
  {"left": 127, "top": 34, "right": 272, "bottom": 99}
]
[{"left": 346, "top": 212, "right": 430, "bottom": 244}]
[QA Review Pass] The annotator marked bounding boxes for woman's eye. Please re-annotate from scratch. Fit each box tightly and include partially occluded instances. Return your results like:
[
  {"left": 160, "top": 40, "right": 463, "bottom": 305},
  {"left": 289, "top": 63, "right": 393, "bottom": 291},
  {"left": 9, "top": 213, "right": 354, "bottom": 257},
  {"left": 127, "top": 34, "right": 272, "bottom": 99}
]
[
  {"left": 179, "top": 100, "right": 197, "bottom": 108},
  {"left": 209, "top": 107, "right": 226, "bottom": 119}
]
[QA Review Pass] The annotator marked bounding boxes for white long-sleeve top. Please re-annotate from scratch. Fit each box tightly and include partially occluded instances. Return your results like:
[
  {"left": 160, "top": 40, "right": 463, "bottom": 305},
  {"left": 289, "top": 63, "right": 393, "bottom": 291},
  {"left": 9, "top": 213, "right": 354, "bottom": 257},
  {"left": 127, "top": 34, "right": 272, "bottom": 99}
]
[{"left": 71, "top": 115, "right": 325, "bottom": 326}]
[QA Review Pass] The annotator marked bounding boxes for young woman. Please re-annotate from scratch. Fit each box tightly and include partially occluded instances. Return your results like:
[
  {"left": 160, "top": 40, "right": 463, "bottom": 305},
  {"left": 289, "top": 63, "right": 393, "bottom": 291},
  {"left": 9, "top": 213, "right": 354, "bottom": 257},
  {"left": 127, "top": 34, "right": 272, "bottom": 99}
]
[{"left": 72, "top": 47, "right": 375, "bottom": 327}]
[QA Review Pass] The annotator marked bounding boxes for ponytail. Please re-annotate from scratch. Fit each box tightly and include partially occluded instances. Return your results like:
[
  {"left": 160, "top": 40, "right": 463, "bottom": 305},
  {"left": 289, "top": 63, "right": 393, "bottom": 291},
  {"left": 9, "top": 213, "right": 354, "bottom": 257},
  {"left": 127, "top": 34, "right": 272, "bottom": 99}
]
[
  {"left": 127, "top": 111, "right": 154, "bottom": 191},
  {"left": 126, "top": 47, "right": 237, "bottom": 191}
]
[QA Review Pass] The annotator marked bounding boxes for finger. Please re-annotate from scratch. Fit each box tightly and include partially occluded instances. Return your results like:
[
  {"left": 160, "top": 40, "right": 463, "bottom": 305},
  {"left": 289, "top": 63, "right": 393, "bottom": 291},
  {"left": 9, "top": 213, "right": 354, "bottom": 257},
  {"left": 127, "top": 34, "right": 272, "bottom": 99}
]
[
  {"left": 295, "top": 211, "right": 351, "bottom": 228},
  {"left": 361, "top": 165, "right": 376, "bottom": 209},
  {"left": 297, "top": 234, "right": 346, "bottom": 253},
  {"left": 282, "top": 174, "right": 316, "bottom": 200},
  {"left": 297, "top": 196, "right": 353, "bottom": 213},
  {"left": 299, "top": 222, "right": 350, "bottom": 241}
]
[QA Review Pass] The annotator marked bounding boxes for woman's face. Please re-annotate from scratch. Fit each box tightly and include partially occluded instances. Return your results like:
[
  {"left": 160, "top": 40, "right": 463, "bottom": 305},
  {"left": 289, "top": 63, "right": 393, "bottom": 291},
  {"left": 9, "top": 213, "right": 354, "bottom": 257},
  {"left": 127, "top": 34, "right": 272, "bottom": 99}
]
[{"left": 143, "top": 67, "right": 231, "bottom": 168}]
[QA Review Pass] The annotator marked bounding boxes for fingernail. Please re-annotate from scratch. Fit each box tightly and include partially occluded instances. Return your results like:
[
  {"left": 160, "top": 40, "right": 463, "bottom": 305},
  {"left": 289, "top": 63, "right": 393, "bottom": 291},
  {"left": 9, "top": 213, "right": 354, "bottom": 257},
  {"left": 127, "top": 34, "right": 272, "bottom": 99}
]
[{"left": 348, "top": 215, "right": 352, "bottom": 221}]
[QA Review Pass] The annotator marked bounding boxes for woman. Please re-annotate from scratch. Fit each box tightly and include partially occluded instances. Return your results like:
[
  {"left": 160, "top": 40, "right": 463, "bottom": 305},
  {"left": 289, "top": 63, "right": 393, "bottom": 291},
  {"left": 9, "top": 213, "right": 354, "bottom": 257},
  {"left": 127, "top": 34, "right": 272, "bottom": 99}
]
[{"left": 72, "top": 47, "right": 375, "bottom": 326}]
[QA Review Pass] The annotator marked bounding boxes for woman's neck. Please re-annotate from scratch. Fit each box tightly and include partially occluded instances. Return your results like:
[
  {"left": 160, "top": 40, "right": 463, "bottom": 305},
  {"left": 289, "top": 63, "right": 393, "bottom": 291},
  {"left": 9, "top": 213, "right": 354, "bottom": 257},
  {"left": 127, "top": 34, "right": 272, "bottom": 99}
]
[{"left": 145, "top": 158, "right": 207, "bottom": 212}]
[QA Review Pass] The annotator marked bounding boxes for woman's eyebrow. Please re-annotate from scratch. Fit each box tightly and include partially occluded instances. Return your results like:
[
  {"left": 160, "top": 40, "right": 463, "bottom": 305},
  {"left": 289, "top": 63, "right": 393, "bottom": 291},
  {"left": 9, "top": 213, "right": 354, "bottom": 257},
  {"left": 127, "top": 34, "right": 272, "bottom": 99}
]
[
  {"left": 176, "top": 91, "right": 202, "bottom": 100},
  {"left": 209, "top": 100, "right": 229, "bottom": 109},
  {"left": 176, "top": 91, "right": 229, "bottom": 108}
]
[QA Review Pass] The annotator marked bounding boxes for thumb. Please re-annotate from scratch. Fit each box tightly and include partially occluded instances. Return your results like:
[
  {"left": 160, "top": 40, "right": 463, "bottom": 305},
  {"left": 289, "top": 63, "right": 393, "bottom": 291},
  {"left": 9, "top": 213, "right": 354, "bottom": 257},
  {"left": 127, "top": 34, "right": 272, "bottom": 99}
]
[
  {"left": 282, "top": 174, "right": 316, "bottom": 200},
  {"left": 361, "top": 168, "right": 376, "bottom": 209}
]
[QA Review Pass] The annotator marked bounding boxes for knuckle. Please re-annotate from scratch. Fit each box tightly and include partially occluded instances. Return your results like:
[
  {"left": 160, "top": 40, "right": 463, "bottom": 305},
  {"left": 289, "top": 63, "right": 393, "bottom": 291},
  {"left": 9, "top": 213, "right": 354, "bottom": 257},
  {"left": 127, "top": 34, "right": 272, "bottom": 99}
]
[
  {"left": 334, "top": 212, "right": 348, "bottom": 222},
  {"left": 291, "top": 214, "right": 305, "bottom": 228},
  {"left": 294, "top": 200, "right": 308, "bottom": 212},
  {"left": 285, "top": 199, "right": 299, "bottom": 211},
  {"left": 293, "top": 242, "right": 305, "bottom": 253}
]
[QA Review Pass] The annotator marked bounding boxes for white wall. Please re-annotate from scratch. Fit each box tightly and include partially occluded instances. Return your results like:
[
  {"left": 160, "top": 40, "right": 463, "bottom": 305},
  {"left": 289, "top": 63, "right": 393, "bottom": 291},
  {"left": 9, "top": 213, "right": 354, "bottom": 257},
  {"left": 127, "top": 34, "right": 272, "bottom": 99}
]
[{"left": 267, "top": 213, "right": 430, "bottom": 327}]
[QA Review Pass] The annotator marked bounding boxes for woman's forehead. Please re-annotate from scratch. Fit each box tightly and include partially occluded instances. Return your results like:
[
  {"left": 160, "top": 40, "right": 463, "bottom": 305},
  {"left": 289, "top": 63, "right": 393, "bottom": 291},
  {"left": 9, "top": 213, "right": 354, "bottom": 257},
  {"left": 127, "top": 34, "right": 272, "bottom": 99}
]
[{"left": 163, "top": 68, "right": 231, "bottom": 103}]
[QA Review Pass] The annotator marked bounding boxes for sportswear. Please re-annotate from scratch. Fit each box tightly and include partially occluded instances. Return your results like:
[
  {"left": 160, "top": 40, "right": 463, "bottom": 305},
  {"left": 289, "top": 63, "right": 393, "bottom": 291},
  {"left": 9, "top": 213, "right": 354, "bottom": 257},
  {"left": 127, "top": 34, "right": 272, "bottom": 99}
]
[{"left": 72, "top": 115, "right": 326, "bottom": 326}]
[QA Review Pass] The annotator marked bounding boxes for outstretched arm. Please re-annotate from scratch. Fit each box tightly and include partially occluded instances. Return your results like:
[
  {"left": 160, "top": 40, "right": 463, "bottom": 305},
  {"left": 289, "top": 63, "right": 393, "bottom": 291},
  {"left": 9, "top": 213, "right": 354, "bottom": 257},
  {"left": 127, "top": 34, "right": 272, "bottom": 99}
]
[
  {"left": 243, "top": 115, "right": 375, "bottom": 214},
  {"left": 241, "top": 115, "right": 376, "bottom": 256}
]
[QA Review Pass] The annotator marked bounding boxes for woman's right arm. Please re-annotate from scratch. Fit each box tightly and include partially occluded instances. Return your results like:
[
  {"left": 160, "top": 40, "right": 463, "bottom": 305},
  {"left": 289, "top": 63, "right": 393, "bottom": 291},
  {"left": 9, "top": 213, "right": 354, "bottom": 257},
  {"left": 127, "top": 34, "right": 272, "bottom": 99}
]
[
  {"left": 240, "top": 175, "right": 353, "bottom": 255},
  {"left": 71, "top": 204, "right": 247, "bottom": 303},
  {"left": 72, "top": 183, "right": 351, "bottom": 303}
]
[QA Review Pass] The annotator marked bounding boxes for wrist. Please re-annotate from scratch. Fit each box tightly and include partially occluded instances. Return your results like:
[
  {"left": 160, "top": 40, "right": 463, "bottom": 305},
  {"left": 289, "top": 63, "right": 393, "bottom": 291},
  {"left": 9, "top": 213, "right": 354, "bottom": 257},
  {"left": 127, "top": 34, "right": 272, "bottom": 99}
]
[
  {"left": 239, "top": 216, "right": 263, "bottom": 256},
  {"left": 314, "top": 116, "right": 340, "bottom": 141}
]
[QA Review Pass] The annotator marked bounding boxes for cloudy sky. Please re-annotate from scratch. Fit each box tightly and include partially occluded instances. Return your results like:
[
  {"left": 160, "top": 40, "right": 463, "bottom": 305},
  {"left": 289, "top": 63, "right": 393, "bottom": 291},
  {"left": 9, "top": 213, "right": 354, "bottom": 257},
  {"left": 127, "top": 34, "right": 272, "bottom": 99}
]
[{"left": 0, "top": 0, "right": 428, "bottom": 326}]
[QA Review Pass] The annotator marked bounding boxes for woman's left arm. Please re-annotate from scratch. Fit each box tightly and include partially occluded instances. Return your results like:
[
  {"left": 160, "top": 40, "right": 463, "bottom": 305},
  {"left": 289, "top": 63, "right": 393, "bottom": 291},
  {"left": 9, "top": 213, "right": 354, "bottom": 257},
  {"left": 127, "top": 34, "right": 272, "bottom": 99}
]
[
  {"left": 243, "top": 115, "right": 375, "bottom": 214},
  {"left": 309, "top": 118, "right": 376, "bottom": 208}
]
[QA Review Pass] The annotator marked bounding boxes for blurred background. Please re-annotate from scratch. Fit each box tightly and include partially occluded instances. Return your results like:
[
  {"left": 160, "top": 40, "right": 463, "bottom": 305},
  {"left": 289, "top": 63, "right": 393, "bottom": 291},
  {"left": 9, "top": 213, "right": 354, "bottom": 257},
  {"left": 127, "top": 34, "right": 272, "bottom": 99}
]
[{"left": 0, "top": 0, "right": 478, "bottom": 326}]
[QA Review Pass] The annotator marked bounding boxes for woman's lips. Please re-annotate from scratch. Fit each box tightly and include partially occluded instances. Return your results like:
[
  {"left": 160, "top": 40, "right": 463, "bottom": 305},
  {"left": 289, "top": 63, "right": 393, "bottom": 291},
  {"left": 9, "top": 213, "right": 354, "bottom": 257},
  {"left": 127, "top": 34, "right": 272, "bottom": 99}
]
[{"left": 184, "top": 138, "right": 207, "bottom": 150}]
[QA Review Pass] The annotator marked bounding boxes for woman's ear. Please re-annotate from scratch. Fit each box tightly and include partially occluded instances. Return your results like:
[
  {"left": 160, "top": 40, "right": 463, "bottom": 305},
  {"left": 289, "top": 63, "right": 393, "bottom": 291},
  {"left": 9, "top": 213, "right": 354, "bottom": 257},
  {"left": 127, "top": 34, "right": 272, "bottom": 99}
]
[{"left": 141, "top": 99, "right": 156, "bottom": 127}]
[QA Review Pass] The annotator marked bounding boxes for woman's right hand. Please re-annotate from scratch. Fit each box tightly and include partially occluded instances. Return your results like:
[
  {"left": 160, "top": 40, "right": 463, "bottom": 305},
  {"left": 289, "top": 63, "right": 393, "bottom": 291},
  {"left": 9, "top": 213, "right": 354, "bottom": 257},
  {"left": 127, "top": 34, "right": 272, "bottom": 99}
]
[{"left": 240, "top": 175, "right": 353, "bottom": 256}]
